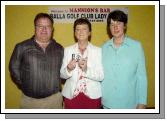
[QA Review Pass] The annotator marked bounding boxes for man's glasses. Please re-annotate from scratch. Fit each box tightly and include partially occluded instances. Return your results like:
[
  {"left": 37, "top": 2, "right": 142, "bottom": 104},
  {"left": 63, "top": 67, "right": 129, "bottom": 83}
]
[{"left": 35, "top": 25, "right": 52, "bottom": 30}]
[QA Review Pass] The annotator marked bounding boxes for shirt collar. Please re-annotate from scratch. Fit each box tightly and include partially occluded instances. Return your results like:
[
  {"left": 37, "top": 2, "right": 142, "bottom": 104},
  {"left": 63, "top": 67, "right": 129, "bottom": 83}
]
[{"left": 109, "top": 35, "right": 130, "bottom": 47}]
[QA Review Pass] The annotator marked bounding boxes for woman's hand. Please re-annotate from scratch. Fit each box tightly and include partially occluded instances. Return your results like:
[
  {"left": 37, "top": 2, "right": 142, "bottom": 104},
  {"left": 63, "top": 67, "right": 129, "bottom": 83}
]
[
  {"left": 78, "top": 58, "right": 87, "bottom": 72},
  {"left": 67, "top": 59, "right": 77, "bottom": 72}
]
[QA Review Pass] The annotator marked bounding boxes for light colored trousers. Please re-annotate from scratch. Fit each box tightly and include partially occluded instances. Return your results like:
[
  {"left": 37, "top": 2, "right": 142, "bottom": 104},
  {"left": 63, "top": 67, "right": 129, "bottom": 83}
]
[{"left": 20, "top": 92, "right": 63, "bottom": 109}]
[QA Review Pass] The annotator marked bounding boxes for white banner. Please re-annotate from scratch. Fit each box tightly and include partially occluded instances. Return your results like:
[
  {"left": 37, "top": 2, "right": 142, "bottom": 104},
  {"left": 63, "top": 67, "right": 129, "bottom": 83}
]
[{"left": 48, "top": 7, "right": 128, "bottom": 23}]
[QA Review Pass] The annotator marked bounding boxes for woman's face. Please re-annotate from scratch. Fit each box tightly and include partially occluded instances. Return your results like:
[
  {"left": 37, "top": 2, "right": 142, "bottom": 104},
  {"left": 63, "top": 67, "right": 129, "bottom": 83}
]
[
  {"left": 75, "top": 24, "right": 91, "bottom": 42},
  {"left": 110, "top": 19, "right": 126, "bottom": 38}
]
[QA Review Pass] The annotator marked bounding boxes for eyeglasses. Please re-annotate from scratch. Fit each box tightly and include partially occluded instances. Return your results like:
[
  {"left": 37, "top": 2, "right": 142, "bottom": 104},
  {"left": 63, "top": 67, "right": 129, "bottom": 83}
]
[{"left": 35, "top": 25, "right": 52, "bottom": 30}]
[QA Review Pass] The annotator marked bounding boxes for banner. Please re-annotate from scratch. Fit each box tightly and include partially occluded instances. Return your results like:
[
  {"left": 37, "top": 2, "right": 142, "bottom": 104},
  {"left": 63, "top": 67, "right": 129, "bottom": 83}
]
[{"left": 49, "top": 7, "right": 128, "bottom": 23}]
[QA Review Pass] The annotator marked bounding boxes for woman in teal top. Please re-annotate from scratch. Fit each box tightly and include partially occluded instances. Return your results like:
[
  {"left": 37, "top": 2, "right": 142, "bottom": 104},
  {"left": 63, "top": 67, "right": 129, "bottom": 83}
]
[{"left": 101, "top": 10, "right": 148, "bottom": 109}]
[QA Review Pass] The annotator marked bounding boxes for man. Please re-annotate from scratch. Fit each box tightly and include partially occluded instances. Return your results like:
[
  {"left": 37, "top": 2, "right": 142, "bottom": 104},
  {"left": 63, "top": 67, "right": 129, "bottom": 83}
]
[
  {"left": 101, "top": 10, "right": 148, "bottom": 109},
  {"left": 9, "top": 13, "right": 64, "bottom": 109}
]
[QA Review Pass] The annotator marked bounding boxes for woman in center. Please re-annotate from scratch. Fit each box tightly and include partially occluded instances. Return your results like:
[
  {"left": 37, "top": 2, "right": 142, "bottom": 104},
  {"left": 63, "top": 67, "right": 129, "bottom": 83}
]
[{"left": 60, "top": 18, "right": 104, "bottom": 109}]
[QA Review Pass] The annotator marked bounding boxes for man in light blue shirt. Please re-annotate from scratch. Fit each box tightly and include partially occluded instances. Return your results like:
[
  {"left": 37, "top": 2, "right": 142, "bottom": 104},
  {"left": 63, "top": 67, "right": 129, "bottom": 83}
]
[{"left": 101, "top": 10, "right": 147, "bottom": 109}]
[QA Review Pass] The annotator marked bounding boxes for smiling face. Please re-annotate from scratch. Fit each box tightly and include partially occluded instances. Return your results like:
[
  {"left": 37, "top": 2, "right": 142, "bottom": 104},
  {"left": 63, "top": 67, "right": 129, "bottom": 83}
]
[
  {"left": 35, "top": 18, "right": 53, "bottom": 43},
  {"left": 110, "top": 19, "right": 126, "bottom": 39},
  {"left": 75, "top": 24, "right": 91, "bottom": 42}
]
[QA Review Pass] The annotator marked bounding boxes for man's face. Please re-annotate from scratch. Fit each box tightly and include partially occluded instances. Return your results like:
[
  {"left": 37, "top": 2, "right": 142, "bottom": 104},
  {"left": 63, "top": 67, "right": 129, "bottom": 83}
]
[{"left": 35, "top": 18, "right": 53, "bottom": 43}]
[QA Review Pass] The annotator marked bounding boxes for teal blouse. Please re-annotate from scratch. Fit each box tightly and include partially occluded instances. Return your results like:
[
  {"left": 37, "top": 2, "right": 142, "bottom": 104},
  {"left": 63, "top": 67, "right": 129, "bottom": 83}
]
[{"left": 101, "top": 36, "right": 148, "bottom": 109}]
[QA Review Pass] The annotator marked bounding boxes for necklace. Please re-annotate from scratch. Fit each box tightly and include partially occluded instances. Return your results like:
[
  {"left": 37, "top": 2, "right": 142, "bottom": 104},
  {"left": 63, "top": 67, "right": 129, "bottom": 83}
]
[{"left": 79, "top": 47, "right": 87, "bottom": 55}]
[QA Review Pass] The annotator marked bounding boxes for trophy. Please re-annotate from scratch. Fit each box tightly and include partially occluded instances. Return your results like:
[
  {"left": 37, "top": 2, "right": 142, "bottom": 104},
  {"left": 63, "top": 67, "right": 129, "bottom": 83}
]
[{"left": 72, "top": 54, "right": 81, "bottom": 62}]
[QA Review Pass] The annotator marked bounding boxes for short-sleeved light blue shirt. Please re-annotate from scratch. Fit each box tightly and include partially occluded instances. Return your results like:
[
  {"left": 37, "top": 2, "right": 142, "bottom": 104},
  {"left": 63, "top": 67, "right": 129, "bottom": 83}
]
[{"left": 101, "top": 36, "right": 147, "bottom": 109}]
